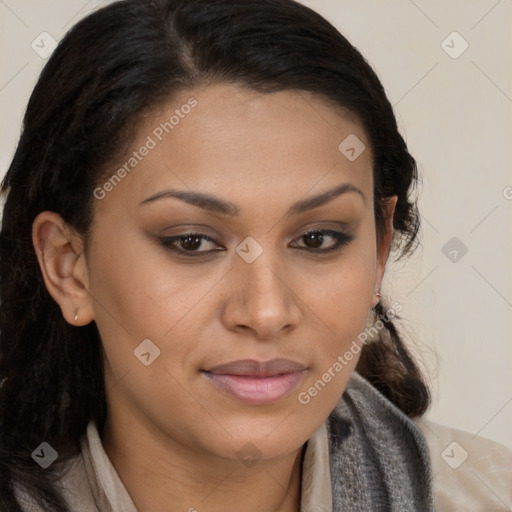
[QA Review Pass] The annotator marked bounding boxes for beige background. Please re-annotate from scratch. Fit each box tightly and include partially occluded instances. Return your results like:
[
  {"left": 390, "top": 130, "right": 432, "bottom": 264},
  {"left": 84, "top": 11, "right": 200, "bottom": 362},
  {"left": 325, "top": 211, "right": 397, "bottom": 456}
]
[{"left": 1, "top": 0, "right": 511, "bottom": 455}]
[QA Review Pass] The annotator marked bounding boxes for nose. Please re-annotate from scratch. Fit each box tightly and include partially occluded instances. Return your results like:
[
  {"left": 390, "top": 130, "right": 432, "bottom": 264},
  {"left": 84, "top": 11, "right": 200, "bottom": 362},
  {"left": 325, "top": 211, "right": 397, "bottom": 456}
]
[{"left": 220, "top": 249, "right": 302, "bottom": 340}]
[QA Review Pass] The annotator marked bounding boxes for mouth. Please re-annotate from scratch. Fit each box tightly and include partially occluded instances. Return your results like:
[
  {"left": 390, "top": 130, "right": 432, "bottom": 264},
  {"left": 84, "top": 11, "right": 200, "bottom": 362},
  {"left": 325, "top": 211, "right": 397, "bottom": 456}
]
[{"left": 201, "top": 358, "right": 307, "bottom": 405}]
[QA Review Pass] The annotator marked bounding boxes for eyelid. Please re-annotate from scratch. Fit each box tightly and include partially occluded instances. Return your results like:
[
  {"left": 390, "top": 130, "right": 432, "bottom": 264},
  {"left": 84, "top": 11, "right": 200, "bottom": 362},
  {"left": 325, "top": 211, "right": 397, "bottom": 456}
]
[{"left": 158, "top": 224, "right": 220, "bottom": 238}]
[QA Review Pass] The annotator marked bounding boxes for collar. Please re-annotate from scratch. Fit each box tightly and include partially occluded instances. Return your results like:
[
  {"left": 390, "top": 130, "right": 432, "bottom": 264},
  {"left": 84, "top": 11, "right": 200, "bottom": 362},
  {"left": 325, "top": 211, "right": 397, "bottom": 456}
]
[{"left": 79, "top": 419, "right": 333, "bottom": 512}]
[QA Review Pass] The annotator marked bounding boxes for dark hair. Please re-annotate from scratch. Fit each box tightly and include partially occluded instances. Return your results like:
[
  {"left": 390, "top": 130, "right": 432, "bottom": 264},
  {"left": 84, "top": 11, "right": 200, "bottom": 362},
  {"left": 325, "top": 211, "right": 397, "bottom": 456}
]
[{"left": 0, "top": 0, "right": 430, "bottom": 510}]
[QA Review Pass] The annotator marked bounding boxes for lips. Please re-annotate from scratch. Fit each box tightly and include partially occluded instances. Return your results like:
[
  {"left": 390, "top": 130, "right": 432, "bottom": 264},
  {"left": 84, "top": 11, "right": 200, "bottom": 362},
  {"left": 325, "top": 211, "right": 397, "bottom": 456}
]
[{"left": 202, "top": 358, "right": 307, "bottom": 405}]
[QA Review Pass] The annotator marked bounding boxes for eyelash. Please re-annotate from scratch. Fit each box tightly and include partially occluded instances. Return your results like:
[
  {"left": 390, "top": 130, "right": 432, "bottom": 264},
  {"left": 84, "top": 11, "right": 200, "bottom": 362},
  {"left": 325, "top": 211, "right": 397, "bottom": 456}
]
[{"left": 160, "top": 229, "right": 353, "bottom": 257}]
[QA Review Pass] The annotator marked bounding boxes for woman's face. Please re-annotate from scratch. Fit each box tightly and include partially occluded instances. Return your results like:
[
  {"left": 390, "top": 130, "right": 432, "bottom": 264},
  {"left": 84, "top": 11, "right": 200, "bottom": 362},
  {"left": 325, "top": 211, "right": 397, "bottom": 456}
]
[{"left": 85, "top": 83, "right": 392, "bottom": 463}]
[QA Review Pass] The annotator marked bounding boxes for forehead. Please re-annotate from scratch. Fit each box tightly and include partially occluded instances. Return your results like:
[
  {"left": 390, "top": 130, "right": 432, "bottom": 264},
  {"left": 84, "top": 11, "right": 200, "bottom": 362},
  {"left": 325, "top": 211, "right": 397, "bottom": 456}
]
[{"left": 95, "top": 83, "right": 373, "bottom": 213}]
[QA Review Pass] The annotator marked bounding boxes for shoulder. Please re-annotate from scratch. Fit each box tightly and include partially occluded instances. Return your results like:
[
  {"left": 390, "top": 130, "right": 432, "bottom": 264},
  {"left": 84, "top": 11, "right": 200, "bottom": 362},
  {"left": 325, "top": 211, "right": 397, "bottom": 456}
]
[{"left": 415, "top": 418, "right": 512, "bottom": 512}]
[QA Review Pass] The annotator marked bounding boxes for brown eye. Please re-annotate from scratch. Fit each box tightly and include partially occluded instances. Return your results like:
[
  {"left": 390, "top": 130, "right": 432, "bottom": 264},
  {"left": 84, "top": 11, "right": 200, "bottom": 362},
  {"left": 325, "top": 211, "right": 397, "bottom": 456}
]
[
  {"left": 292, "top": 229, "right": 353, "bottom": 252},
  {"left": 161, "top": 233, "right": 223, "bottom": 255},
  {"left": 180, "top": 234, "right": 203, "bottom": 251},
  {"left": 302, "top": 230, "right": 324, "bottom": 249}
]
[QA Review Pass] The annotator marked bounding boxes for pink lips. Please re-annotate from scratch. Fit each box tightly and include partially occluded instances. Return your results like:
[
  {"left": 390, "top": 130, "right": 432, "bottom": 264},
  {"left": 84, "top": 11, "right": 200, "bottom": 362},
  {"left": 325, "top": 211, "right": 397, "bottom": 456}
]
[{"left": 202, "top": 358, "right": 307, "bottom": 405}]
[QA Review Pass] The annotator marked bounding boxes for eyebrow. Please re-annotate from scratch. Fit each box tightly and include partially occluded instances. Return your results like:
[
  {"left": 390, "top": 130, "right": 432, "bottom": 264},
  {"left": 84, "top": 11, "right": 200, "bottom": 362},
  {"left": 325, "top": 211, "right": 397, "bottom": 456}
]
[{"left": 139, "top": 183, "right": 365, "bottom": 216}]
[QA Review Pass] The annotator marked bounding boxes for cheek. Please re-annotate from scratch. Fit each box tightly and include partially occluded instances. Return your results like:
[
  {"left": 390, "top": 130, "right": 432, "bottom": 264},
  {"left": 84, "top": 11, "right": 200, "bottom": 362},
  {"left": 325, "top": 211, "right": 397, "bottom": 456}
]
[
  {"left": 89, "top": 226, "right": 203, "bottom": 331},
  {"left": 86, "top": 226, "right": 224, "bottom": 380},
  {"left": 295, "top": 233, "right": 377, "bottom": 398},
  {"left": 292, "top": 263, "right": 370, "bottom": 428},
  {"left": 86, "top": 236, "right": 218, "bottom": 426},
  {"left": 308, "top": 243, "right": 376, "bottom": 345}
]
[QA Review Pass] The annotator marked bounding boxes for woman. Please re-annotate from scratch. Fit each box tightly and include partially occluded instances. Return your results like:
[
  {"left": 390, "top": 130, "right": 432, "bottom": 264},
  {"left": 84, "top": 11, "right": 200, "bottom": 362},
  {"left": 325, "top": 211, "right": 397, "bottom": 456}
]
[{"left": 1, "top": 1, "right": 510, "bottom": 511}]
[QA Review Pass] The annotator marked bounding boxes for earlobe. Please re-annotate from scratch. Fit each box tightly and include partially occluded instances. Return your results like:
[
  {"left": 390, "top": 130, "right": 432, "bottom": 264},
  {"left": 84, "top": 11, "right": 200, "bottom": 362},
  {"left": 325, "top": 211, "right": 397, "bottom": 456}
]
[{"left": 32, "top": 211, "right": 94, "bottom": 326}]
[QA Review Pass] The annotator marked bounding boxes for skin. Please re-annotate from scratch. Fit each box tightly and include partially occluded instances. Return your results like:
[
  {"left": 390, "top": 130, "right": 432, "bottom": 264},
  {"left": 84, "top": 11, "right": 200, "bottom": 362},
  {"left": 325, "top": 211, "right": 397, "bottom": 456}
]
[{"left": 32, "top": 83, "right": 396, "bottom": 512}]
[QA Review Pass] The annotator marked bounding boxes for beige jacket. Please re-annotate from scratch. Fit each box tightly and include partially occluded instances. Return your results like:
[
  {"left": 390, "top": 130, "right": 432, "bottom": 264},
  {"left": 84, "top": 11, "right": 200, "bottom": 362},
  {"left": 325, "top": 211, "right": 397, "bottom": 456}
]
[{"left": 416, "top": 419, "right": 512, "bottom": 511}]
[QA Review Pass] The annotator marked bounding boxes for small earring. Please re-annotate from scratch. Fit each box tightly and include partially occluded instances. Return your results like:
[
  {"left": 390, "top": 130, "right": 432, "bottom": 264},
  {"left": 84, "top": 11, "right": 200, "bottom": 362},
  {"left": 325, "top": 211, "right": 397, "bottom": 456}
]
[
  {"left": 375, "top": 291, "right": 381, "bottom": 298},
  {"left": 74, "top": 310, "right": 79, "bottom": 322}
]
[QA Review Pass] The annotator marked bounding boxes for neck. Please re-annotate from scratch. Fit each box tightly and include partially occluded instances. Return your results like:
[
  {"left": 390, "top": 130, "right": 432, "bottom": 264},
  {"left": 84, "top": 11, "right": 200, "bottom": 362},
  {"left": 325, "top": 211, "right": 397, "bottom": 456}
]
[{"left": 101, "top": 414, "right": 305, "bottom": 512}]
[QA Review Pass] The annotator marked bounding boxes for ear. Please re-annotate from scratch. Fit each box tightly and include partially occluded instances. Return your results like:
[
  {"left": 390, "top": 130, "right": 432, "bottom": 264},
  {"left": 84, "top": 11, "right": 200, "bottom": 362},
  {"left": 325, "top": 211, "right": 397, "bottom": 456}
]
[
  {"left": 32, "top": 211, "right": 94, "bottom": 326},
  {"left": 372, "top": 195, "right": 398, "bottom": 308}
]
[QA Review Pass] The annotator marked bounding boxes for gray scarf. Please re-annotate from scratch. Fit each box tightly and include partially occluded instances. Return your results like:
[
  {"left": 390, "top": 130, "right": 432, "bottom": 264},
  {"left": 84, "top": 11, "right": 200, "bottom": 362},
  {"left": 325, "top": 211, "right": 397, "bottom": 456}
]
[{"left": 327, "top": 372, "right": 435, "bottom": 511}]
